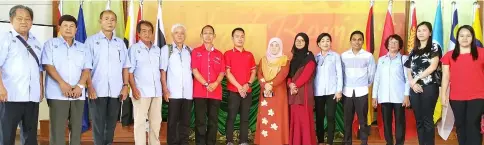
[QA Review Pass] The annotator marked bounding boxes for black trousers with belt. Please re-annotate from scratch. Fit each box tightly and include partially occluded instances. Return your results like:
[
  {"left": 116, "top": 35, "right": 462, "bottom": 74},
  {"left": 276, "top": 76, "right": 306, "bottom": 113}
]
[
  {"left": 315, "top": 94, "right": 337, "bottom": 145},
  {"left": 450, "top": 99, "right": 484, "bottom": 145},
  {"left": 409, "top": 84, "right": 439, "bottom": 145},
  {"left": 381, "top": 103, "right": 406, "bottom": 145},
  {"left": 194, "top": 98, "right": 221, "bottom": 145},
  {"left": 343, "top": 91, "right": 369, "bottom": 145},
  {"left": 0, "top": 102, "right": 39, "bottom": 145},
  {"left": 225, "top": 91, "right": 251, "bottom": 144},
  {"left": 167, "top": 98, "right": 193, "bottom": 145}
]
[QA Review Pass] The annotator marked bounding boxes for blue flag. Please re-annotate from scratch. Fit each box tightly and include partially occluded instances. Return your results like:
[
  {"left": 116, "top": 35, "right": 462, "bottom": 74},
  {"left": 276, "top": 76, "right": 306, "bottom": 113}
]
[
  {"left": 74, "top": 5, "right": 89, "bottom": 133},
  {"left": 448, "top": 3, "right": 458, "bottom": 52},
  {"left": 432, "top": 0, "right": 444, "bottom": 54}
]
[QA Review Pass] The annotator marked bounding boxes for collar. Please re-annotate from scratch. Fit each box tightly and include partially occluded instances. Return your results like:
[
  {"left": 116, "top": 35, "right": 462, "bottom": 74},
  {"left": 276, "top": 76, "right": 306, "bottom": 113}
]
[
  {"left": 201, "top": 44, "right": 215, "bottom": 52},
  {"left": 232, "top": 47, "right": 245, "bottom": 52},
  {"left": 385, "top": 52, "right": 402, "bottom": 59},
  {"left": 317, "top": 50, "right": 333, "bottom": 57},
  {"left": 58, "top": 35, "right": 77, "bottom": 47},
  {"left": 10, "top": 27, "right": 35, "bottom": 40},
  {"left": 172, "top": 42, "right": 187, "bottom": 50},
  {"left": 98, "top": 31, "right": 118, "bottom": 41},
  {"left": 138, "top": 41, "right": 155, "bottom": 50},
  {"left": 345, "top": 48, "right": 365, "bottom": 55}
]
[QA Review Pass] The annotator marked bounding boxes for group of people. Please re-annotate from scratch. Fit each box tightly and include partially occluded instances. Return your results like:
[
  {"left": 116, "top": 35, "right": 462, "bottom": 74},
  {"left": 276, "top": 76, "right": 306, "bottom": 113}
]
[{"left": 0, "top": 4, "right": 483, "bottom": 145}]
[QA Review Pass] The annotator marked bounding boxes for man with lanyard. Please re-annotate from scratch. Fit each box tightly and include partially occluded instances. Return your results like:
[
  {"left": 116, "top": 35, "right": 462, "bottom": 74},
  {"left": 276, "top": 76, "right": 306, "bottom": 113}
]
[
  {"left": 85, "top": 10, "right": 130, "bottom": 145},
  {"left": 0, "top": 5, "right": 43, "bottom": 145},
  {"left": 42, "top": 14, "right": 92, "bottom": 145}
]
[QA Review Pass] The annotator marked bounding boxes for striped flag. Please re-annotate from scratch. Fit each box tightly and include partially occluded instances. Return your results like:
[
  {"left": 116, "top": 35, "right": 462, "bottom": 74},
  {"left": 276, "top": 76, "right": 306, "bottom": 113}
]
[
  {"left": 75, "top": 4, "right": 89, "bottom": 133},
  {"left": 378, "top": 0, "right": 394, "bottom": 57},
  {"left": 123, "top": 0, "right": 136, "bottom": 48},
  {"left": 365, "top": 0, "right": 374, "bottom": 53},
  {"left": 54, "top": 0, "right": 63, "bottom": 37},
  {"left": 447, "top": 2, "right": 459, "bottom": 52},
  {"left": 432, "top": 0, "right": 443, "bottom": 124},
  {"left": 105, "top": 0, "right": 116, "bottom": 36},
  {"left": 154, "top": 1, "right": 166, "bottom": 48},
  {"left": 135, "top": 2, "right": 143, "bottom": 42},
  {"left": 473, "top": 2, "right": 483, "bottom": 47},
  {"left": 406, "top": 1, "right": 417, "bottom": 54}
]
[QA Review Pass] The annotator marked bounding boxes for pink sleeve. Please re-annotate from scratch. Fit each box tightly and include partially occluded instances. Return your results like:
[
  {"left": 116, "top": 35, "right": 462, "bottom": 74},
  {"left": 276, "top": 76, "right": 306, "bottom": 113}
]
[{"left": 294, "top": 61, "right": 316, "bottom": 88}]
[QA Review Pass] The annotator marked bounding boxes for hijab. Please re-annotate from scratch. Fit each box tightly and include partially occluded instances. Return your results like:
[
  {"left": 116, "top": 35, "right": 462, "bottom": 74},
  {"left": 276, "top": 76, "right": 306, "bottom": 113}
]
[
  {"left": 262, "top": 37, "right": 288, "bottom": 80},
  {"left": 289, "top": 32, "right": 315, "bottom": 78}
]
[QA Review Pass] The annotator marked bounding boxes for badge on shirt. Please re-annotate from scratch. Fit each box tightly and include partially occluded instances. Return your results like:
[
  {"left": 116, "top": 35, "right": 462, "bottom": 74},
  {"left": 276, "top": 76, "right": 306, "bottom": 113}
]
[
  {"left": 137, "top": 50, "right": 141, "bottom": 53},
  {"left": 12, "top": 39, "right": 16, "bottom": 43},
  {"left": 34, "top": 45, "right": 41, "bottom": 51},
  {"left": 54, "top": 45, "right": 58, "bottom": 48},
  {"left": 96, "top": 41, "right": 100, "bottom": 45},
  {"left": 196, "top": 52, "right": 202, "bottom": 57}
]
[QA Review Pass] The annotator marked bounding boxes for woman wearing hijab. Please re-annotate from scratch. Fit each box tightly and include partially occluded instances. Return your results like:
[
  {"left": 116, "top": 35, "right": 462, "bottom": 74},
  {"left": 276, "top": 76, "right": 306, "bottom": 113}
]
[
  {"left": 287, "top": 33, "right": 317, "bottom": 145},
  {"left": 255, "top": 37, "right": 290, "bottom": 145}
]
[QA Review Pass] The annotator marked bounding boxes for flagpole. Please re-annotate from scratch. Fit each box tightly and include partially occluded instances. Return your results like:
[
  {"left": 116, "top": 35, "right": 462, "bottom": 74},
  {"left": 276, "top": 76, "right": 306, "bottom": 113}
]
[{"left": 140, "top": 0, "right": 144, "bottom": 19}]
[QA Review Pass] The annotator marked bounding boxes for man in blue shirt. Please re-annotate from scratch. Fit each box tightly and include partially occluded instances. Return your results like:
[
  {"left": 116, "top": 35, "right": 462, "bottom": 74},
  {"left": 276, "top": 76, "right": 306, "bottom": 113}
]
[
  {"left": 160, "top": 23, "right": 193, "bottom": 145},
  {"left": 42, "top": 15, "right": 92, "bottom": 145},
  {"left": 127, "top": 20, "right": 163, "bottom": 145},
  {"left": 85, "top": 10, "right": 130, "bottom": 145},
  {"left": 0, "top": 5, "right": 43, "bottom": 145}
]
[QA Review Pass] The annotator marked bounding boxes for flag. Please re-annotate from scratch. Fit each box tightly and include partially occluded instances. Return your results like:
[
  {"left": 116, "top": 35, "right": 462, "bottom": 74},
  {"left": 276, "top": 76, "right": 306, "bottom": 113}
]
[
  {"left": 351, "top": 1, "right": 375, "bottom": 136},
  {"left": 154, "top": 1, "right": 166, "bottom": 48},
  {"left": 447, "top": 3, "right": 458, "bottom": 52},
  {"left": 406, "top": 1, "right": 417, "bottom": 54},
  {"left": 54, "top": 0, "right": 63, "bottom": 37},
  {"left": 120, "top": 0, "right": 137, "bottom": 127},
  {"left": 432, "top": 0, "right": 443, "bottom": 124},
  {"left": 75, "top": 4, "right": 89, "bottom": 133},
  {"left": 365, "top": 1, "right": 375, "bottom": 53},
  {"left": 135, "top": 3, "right": 143, "bottom": 42},
  {"left": 437, "top": 2, "right": 457, "bottom": 140},
  {"left": 123, "top": 0, "right": 136, "bottom": 48},
  {"left": 473, "top": 2, "right": 483, "bottom": 47}
]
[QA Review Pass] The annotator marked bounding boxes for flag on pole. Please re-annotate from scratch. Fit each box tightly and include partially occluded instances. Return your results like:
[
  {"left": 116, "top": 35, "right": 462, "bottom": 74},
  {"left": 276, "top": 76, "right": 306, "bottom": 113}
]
[
  {"left": 365, "top": 0, "right": 375, "bottom": 53},
  {"left": 121, "top": 0, "right": 136, "bottom": 127},
  {"left": 432, "top": 0, "right": 443, "bottom": 124},
  {"left": 75, "top": 3, "right": 89, "bottom": 133},
  {"left": 377, "top": 1, "right": 394, "bottom": 57},
  {"left": 135, "top": 2, "right": 143, "bottom": 42},
  {"left": 154, "top": 1, "right": 166, "bottom": 48},
  {"left": 55, "top": 0, "right": 63, "bottom": 37},
  {"left": 123, "top": 0, "right": 136, "bottom": 48},
  {"left": 473, "top": 2, "right": 483, "bottom": 47},
  {"left": 406, "top": 1, "right": 417, "bottom": 54},
  {"left": 447, "top": 3, "right": 459, "bottom": 52}
]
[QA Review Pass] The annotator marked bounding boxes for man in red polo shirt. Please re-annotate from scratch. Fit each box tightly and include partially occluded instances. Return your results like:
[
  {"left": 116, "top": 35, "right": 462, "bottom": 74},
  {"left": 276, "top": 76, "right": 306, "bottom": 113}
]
[
  {"left": 191, "top": 25, "right": 226, "bottom": 145},
  {"left": 224, "top": 28, "right": 256, "bottom": 145}
]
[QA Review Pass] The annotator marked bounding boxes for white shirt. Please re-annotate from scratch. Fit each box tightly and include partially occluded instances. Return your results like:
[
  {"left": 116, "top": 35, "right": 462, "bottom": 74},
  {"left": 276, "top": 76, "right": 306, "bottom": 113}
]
[
  {"left": 372, "top": 53, "right": 410, "bottom": 103},
  {"left": 341, "top": 49, "right": 376, "bottom": 97},
  {"left": 127, "top": 42, "right": 162, "bottom": 98},
  {"left": 159, "top": 43, "right": 193, "bottom": 100}
]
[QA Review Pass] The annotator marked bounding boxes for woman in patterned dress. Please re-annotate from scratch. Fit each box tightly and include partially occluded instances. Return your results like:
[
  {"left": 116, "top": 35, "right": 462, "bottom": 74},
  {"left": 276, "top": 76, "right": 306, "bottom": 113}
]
[{"left": 255, "top": 37, "right": 290, "bottom": 145}]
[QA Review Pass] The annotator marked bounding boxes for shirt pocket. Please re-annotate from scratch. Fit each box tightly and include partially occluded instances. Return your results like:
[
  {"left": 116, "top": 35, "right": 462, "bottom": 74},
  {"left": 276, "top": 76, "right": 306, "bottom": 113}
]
[
  {"left": 210, "top": 56, "right": 222, "bottom": 72},
  {"left": 73, "top": 49, "right": 85, "bottom": 68}
]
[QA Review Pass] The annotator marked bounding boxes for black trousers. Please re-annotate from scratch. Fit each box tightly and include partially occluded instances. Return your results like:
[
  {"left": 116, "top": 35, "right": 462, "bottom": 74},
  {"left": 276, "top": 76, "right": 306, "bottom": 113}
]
[
  {"left": 89, "top": 97, "right": 121, "bottom": 145},
  {"left": 381, "top": 103, "right": 406, "bottom": 145},
  {"left": 167, "top": 98, "right": 193, "bottom": 145},
  {"left": 120, "top": 97, "right": 134, "bottom": 126},
  {"left": 409, "top": 84, "right": 438, "bottom": 145},
  {"left": 450, "top": 99, "right": 484, "bottom": 145},
  {"left": 194, "top": 98, "right": 221, "bottom": 145},
  {"left": 0, "top": 102, "right": 39, "bottom": 145},
  {"left": 343, "top": 93, "right": 369, "bottom": 145},
  {"left": 315, "top": 95, "right": 337, "bottom": 145},
  {"left": 225, "top": 91, "right": 251, "bottom": 144}
]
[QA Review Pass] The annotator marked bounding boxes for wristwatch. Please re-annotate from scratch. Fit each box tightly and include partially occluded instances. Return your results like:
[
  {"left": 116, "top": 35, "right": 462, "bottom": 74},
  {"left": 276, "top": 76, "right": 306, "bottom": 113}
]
[
  {"left": 77, "top": 84, "right": 85, "bottom": 89},
  {"left": 203, "top": 82, "right": 209, "bottom": 87},
  {"left": 123, "top": 84, "right": 129, "bottom": 87},
  {"left": 247, "top": 81, "right": 252, "bottom": 85}
]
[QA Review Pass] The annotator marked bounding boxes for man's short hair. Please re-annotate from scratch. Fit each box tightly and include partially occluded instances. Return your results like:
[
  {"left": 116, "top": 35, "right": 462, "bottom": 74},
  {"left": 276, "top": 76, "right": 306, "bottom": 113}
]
[
  {"left": 231, "top": 27, "right": 244, "bottom": 37},
  {"left": 171, "top": 23, "right": 186, "bottom": 33},
  {"left": 58, "top": 15, "right": 77, "bottom": 27},
  {"left": 349, "top": 30, "right": 364, "bottom": 42},
  {"left": 9, "top": 5, "right": 34, "bottom": 20},
  {"left": 136, "top": 20, "right": 154, "bottom": 33},
  {"left": 99, "top": 10, "right": 117, "bottom": 20}
]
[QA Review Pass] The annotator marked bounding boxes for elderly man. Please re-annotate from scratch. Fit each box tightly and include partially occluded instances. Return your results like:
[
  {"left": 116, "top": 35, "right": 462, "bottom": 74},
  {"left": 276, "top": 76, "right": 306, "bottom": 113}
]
[
  {"left": 0, "top": 5, "right": 43, "bottom": 145},
  {"left": 85, "top": 10, "right": 129, "bottom": 145},
  {"left": 42, "top": 14, "right": 92, "bottom": 145},
  {"left": 160, "top": 24, "right": 193, "bottom": 145}
]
